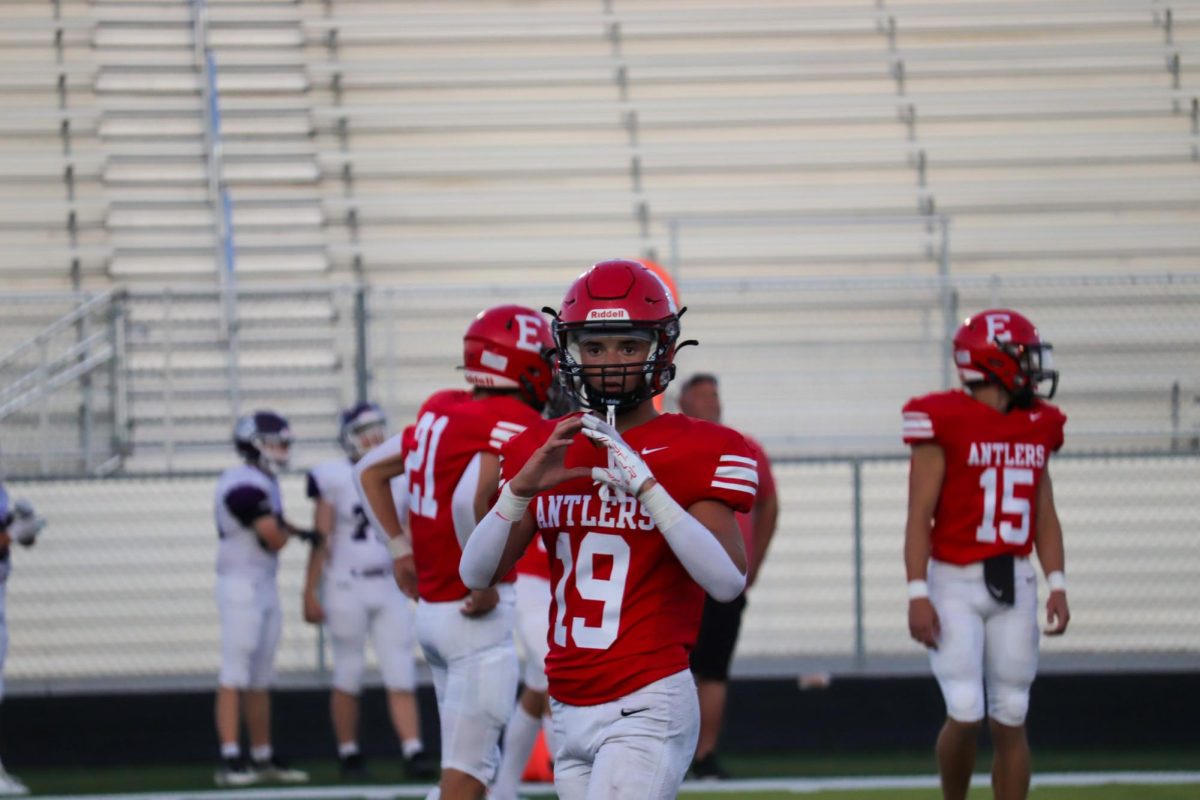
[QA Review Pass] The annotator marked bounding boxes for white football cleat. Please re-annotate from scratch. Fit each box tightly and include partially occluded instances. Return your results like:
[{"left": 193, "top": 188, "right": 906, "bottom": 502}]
[
  {"left": 253, "top": 757, "right": 308, "bottom": 784},
  {"left": 0, "top": 770, "right": 30, "bottom": 796}
]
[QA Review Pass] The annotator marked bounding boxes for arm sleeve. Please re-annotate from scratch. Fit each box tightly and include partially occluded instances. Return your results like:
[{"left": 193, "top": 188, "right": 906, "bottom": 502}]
[
  {"left": 640, "top": 484, "right": 746, "bottom": 602},
  {"left": 225, "top": 486, "right": 273, "bottom": 527},
  {"left": 459, "top": 503, "right": 517, "bottom": 589}
]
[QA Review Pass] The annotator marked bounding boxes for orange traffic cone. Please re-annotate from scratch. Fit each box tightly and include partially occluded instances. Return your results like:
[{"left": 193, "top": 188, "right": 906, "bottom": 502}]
[{"left": 521, "top": 729, "right": 554, "bottom": 782}]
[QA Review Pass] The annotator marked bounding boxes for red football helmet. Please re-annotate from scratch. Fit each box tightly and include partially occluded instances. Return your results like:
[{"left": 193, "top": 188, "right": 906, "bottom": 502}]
[
  {"left": 549, "top": 259, "right": 688, "bottom": 414},
  {"left": 953, "top": 309, "right": 1058, "bottom": 402},
  {"left": 462, "top": 304, "right": 555, "bottom": 410}
]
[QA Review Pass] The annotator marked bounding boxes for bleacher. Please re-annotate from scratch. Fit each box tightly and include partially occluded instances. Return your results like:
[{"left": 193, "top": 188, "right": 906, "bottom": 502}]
[{"left": 1, "top": 0, "right": 1196, "bottom": 292}]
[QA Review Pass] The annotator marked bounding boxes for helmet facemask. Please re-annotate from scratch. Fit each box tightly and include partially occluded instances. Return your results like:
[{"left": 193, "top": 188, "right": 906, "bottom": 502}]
[
  {"left": 999, "top": 341, "right": 1058, "bottom": 407},
  {"left": 554, "top": 319, "right": 680, "bottom": 416},
  {"left": 342, "top": 419, "right": 386, "bottom": 461},
  {"left": 258, "top": 436, "right": 291, "bottom": 474}
]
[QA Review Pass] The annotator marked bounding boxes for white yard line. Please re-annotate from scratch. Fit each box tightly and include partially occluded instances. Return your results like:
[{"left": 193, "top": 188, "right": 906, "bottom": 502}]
[{"left": 30, "top": 771, "right": 1200, "bottom": 799}]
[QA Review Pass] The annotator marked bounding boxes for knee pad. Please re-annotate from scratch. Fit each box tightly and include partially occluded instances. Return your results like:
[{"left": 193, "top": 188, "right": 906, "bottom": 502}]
[
  {"left": 377, "top": 645, "right": 415, "bottom": 693},
  {"left": 218, "top": 630, "right": 255, "bottom": 689},
  {"left": 246, "top": 643, "right": 278, "bottom": 689},
  {"left": 245, "top": 607, "right": 282, "bottom": 689},
  {"left": 372, "top": 601, "right": 417, "bottom": 692},
  {"left": 331, "top": 636, "right": 367, "bottom": 694},
  {"left": 941, "top": 680, "right": 985, "bottom": 723},
  {"left": 218, "top": 654, "right": 252, "bottom": 689},
  {"left": 988, "top": 682, "right": 1031, "bottom": 727}
]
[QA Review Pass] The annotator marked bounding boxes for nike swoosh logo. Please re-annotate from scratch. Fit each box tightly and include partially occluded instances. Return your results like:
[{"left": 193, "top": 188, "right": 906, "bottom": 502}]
[
  {"left": 640, "top": 446, "right": 669, "bottom": 455},
  {"left": 1030, "top": 413, "right": 1043, "bottom": 421},
  {"left": 620, "top": 707, "right": 650, "bottom": 717}
]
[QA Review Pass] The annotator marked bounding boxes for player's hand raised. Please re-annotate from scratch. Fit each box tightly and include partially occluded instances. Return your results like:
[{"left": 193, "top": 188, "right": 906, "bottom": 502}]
[
  {"left": 909, "top": 597, "right": 940, "bottom": 650},
  {"left": 579, "top": 413, "right": 656, "bottom": 503},
  {"left": 507, "top": 415, "right": 592, "bottom": 498},
  {"left": 1044, "top": 589, "right": 1070, "bottom": 635}
]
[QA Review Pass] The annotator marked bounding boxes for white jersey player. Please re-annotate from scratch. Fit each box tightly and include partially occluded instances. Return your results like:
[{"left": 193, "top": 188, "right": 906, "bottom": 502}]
[
  {"left": 0, "top": 484, "right": 45, "bottom": 796},
  {"left": 302, "top": 403, "right": 435, "bottom": 779},
  {"left": 214, "top": 411, "right": 313, "bottom": 787}
]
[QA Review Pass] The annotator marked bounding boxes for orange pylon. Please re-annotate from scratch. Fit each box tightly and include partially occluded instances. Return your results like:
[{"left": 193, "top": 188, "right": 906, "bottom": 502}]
[{"left": 521, "top": 729, "right": 554, "bottom": 782}]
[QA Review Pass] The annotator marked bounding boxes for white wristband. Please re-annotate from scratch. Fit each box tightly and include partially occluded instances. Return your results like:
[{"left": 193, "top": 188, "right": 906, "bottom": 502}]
[
  {"left": 1046, "top": 570, "right": 1067, "bottom": 592},
  {"left": 638, "top": 483, "right": 686, "bottom": 530},
  {"left": 387, "top": 535, "right": 412, "bottom": 560},
  {"left": 494, "top": 483, "right": 532, "bottom": 522},
  {"left": 907, "top": 579, "right": 929, "bottom": 600}
]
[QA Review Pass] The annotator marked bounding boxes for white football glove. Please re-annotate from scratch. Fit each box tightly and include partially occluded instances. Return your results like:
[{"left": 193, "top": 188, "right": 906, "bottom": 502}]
[
  {"left": 580, "top": 414, "right": 654, "bottom": 504},
  {"left": 9, "top": 499, "right": 46, "bottom": 546}
]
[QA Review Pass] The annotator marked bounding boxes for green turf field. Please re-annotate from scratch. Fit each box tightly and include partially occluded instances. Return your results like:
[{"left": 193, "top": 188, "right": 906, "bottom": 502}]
[{"left": 16, "top": 747, "right": 1199, "bottom": 797}]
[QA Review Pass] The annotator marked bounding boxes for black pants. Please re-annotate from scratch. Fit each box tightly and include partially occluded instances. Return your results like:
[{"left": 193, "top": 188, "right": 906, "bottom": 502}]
[{"left": 690, "top": 592, "right": 748, "bottom": 682}]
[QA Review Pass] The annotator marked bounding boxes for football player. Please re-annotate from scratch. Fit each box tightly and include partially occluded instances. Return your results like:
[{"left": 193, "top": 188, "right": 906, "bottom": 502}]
[
  {"left": 460, "top": 259, "right": 756, "bottom": 800},
  {"left": 903, "top": 310, "right": 1070, "bottom": 800},
  {"left": 677, "top": 373, "right": 779, "bottom": 781},
  {"left": 214, "top": 411, "right": 313, "bottom": 787},
  {"left": 354, "top": 305, "right": 556, "bottom": 800},
  {"left": 302, "top": 403, "right": 435, "bottom": 779},
  {"left": 0, "top": 485, "right": 45, "bottom": 796}
]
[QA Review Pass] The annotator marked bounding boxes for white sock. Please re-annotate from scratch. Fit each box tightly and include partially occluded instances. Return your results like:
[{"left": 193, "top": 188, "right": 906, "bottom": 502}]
[
  {"left": 402, "top": 738, "right": 424, "bottom": 759},
  {"left": 250, "top": 745, "right": 272, "bottom": 763},
  {"left": 338, "top": 742, "right": 359, "bottom": 758},
  {"left": 492, "top": 705, "right": 541, "bottom": 799},
  {"left": 220, "top": 742, "right": 240, "bottom": 760}
]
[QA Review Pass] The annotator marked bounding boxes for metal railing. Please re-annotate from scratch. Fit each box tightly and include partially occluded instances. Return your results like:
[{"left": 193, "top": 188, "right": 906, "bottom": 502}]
[
  {"left": 192, "top": 0, "right": 241, "bottom": 415},
  {"left": 0, "top": 291, "right": 129, "bottom": 477}
]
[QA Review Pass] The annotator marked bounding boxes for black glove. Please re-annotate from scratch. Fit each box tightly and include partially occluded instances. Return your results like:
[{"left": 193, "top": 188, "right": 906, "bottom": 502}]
[
  {"left": 10, "top": 500, "right": 46, "bottom": 546},
  {"left": 290, "top": 527, "right": 320, "bottom": 546}
]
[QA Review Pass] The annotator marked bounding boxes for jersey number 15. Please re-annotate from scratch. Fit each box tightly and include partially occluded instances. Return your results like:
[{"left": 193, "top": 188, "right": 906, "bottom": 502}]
[{"left": 976, "top": 466, "right": 1034, "bottom": 546}]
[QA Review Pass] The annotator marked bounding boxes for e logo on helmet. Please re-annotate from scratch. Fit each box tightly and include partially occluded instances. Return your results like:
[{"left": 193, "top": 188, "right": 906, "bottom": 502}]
[
  {"left": 514, "top": 314, "right": 546, "bottom": 352},
  {"left": 985, "top": 313, "right": 1012, "bottom": 343}
]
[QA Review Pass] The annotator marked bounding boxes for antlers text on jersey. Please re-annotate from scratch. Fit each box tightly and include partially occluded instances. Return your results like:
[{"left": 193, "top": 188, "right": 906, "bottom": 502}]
[
  {"left": 534, "top": 494, "right": 656, "bottom": 533},
  {"left": 966, "top": 442, "right": 1047, "bottom": 469}
]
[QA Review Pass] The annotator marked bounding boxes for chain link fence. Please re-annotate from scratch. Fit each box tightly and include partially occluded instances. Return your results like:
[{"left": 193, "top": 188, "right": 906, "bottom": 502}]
[{"left": 4, "top": 449, "right": 1196, "bottom": 694}]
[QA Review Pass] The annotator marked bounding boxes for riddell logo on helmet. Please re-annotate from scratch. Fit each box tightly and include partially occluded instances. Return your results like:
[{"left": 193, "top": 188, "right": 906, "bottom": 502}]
[{"left": 587, "top": 308, "right": 630, "bottom": 321}]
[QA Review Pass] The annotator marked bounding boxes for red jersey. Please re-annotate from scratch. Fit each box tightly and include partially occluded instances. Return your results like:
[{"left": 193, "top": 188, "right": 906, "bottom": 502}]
[
  {"left": 736, "top": 435, "right": 775, "bottom": 561},
  {"left": 902, "top": 390, "right": 1066, "bottom": 565},
  {"left": 406, "top": 389, "right": 541, "bottom": 601},
  {"left": 502, "top": 413, "right": 757, "bottom": 706}
]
